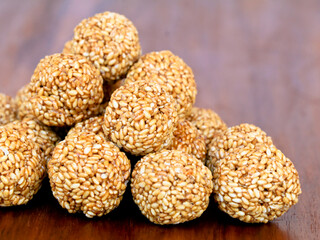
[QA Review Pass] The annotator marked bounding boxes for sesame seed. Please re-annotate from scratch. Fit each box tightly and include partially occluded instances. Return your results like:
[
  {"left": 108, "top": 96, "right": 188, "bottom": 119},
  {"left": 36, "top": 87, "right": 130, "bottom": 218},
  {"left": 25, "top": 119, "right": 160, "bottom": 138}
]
[{"left": 48, "top": 131, "right": 131, "bottom": 218}]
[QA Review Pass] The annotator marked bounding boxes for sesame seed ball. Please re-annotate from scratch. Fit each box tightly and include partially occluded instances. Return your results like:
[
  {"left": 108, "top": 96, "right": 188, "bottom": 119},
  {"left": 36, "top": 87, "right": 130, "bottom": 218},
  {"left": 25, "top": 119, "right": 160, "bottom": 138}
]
[
  {"left": 207, "top": 123, "right": 273, "bottom": 174},
  {"left": 28, "top": 53, "right": 104, "bottom": 126},
  {"left": 103, "top": 80, "right": 178, "bottom": 156},
  {"left": 167, "top": 119, "right": 206, "bottom": 163},
  {"left": 15, "top": 84, "right": 35, "bottom": 120},
  {"left": 0, "top": 125, "right": 46, "bottom": 206},
  {"left": 69, "top": 11, "right": 141, "bottom": 81},
  {"left": 7, "top": 119, "right": 60, "bottom": 162},
  {"left": 67, "top": 115, "right": 105, "bottom": 138},
  {"left": 48, "top": 131, "right": 131, "bottom": 218},
  {"left": 125, "top": 51, "right": 197, "bottom": 118},
  {"left": 186, "top": 107, "right": 227, "bottom": 147},
  {"left": 0, "top": 93, "right": 17, "bottom": 125},
  {"left": 131, "top": 150, "right": 213, "bottom": 225},
  {"left": 213, "top": 143, "right": 301, "bottom": 223}
]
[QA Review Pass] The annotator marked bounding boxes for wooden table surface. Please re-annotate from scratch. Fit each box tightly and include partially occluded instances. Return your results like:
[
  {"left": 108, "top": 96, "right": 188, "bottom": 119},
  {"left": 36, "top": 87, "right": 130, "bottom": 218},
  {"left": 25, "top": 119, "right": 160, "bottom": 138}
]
[{"left": 0, "top": 0, "right": 319, "bottom": 239}]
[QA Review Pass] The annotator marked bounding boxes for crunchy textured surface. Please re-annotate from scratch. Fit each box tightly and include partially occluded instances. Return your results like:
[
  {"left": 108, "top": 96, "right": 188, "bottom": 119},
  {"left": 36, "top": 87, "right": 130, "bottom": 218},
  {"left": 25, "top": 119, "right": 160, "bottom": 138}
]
[
  {"left": 67, "top": 115, "right": 105, "bottom": 138},
  {"left": 68, "top": 11, "right": 141, "bottom": 81},
  {"left": 0, "top": 124, "right": 46, "bottom": 206},
  {"left": 0, "top": 93, "right": 17, "bottom": 125},
  {"left": 187, "top": 107, "right": 227, "bottom": 147},
  {"left": 213, "top": 143, "right": 301, "bottom": 223},
  {"left": 48, "top": 131, "right": 131, "bottom": 218},
  {"left": 7, "top": 119, "right": 60, "bottom": 162},
  {"left": 28, "top": 53, "right": 104, "bottom": 126},
  {"left": 15, "top": 84, "right": 35, "bottom": 120},
  {"left": 125, "top": 51, "right": 196, "bottom": 118},
  {"left": 207, "top": 123, "right": 273, "bottom": 174},
  {"left": 103, "top": 80, "right": 178, "bottom": 156},
  {"left": 131, "top": 150, "right": 213, "bottom": 225},
  {"left": 168, "top": 119, "right": 206, "bottom": 163}
]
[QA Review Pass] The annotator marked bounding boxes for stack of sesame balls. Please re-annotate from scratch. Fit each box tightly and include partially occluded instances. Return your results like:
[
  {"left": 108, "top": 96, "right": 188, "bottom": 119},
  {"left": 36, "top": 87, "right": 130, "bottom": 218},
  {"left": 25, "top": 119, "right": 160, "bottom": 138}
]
[{"left": 0, "top": 11, "right": 301, "bottom": 224}]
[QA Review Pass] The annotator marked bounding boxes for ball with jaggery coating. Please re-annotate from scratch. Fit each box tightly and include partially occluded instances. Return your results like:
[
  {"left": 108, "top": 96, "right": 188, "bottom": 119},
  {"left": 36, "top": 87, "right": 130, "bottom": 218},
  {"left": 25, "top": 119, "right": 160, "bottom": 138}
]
[
  {"left": 67, "top": 11, "right": 141, "bottom": 81},
  {"left": 103, "top": 80, "right": 178, "bottom": 156},
  {"left": 213, "top": 143, "right": 301, "bottom": 223},
  {"left": 125, "top": 51, "right": 196, "bottom": 118},
  {"left": 0, "top": 124, "right": 46, "bottom": 206},
  {"left": 27, "top": 53, "right": 104, "bottom": 126},
  {"left": 48, "top": 131, "right": 131, "bottom": 218},
  {"left": 7, "top": 119, "right": 60, "bottom": 162},
  {"left": 207, "top": 123, "right": 273, "bottom": 174},
  {"left": 131, "top": 150, "right": 213, "bottom": 225}
]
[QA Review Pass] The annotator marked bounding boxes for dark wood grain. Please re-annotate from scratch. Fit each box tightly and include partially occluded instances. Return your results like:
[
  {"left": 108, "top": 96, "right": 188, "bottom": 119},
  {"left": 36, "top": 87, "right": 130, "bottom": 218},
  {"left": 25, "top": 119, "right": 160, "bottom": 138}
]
[{"left": 0, "top": 0, "right": 319, "bottom": 239}]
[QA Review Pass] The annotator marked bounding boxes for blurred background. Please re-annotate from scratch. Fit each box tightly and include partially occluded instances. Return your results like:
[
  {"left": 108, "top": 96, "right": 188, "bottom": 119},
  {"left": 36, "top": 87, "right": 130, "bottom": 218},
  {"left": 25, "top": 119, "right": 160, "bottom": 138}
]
[
  {"left": 1, "top": 0, "right": 319, "bottom": 126},
  {"left": 0, "top": 1, "right": 319, "bottom": 238}
]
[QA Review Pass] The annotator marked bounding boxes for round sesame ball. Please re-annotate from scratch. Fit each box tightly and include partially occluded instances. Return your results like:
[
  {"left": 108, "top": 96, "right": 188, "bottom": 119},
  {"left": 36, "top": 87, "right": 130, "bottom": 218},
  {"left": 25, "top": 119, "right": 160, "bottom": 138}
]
[
  {"left": 15, "top": 84, "right": 35, "bottom": 120},
  {"left": 67, "top": 115, "right": 105, "bottom": 138},
  {"left": 168, "top": 119, "right": 206, "bottom": 163},
  {"left": 131, "top": 150, "right": 213, "bottom": 225},
  {"left": 48, "top": 131, "right": 131, "bottom": 218},
  {"left": 207, "top": 123, "right": 273, "bottom": 174},
  {"left": 186, "top": 107, "right": 227, "bottom": 147},
  {"left": 0, "top": 93, "right": 17, "bottom": 125},
  {"left": 103, "top": 80, "right": 178, "bottom": 156},
  {"left": 68, "top": 11, "right": 141, "bottom": 81},
  {"left": 28, "top": 53, "right": 104, "bottom": 126},
  {"left": 0, "top": 124, "right": 46, "bottom": 206},
  {"left": 213, "top": 143, "right": 301, "bottom": 223},
  {"left": 7, "top": 119, "right": 60, "bottom": 162},
  {"left": 125, "top": 51, "right": 197, "bottom": 118}
]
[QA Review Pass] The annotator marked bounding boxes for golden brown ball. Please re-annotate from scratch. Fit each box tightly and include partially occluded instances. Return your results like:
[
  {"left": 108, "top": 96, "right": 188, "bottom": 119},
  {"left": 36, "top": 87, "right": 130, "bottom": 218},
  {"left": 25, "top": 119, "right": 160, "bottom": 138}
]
[
  {"left": 125, "top": 51, "right": 196, "bottom": 118},
  {"left": 103, "top": 80, "right": 178, "bottom": 156},
  {"left": 28, "top": 53, "right": 104, "bottom": 126},
  {"left": 207, "top": 123, "right": 273, "bottom": 173},
  {"left": 131, "top": 150, "right": 213, "bottom": 225},
  {"left": 213, "top": 143, "right": 301, "bottom": 223},
  {"left": 0, "top": 124, "right": 46, "bottom": 206},
  {"left": 48, "top": 131, "right": 131, "bottom": 218},
  {"left": 67, "top": 11, "right": 141, "bottom": 81}
]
